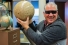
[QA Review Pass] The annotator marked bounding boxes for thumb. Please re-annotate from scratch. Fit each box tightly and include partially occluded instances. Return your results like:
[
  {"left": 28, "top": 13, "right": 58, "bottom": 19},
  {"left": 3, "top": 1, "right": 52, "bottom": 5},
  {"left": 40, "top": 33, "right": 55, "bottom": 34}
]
[{"left": 27, "top": 17, "right": 29, "bottom": 21}]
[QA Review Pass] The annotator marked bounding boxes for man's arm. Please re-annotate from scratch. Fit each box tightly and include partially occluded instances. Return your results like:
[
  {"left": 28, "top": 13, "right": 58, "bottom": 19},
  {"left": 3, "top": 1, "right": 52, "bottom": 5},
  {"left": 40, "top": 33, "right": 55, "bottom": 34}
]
[
  {"left": 29, "top": 21, "right": 37, "bottom": 32},
  {"left": 16, "top": 21, "right": 37, "bottom": 31},
  {"left": 16, "top": 17, "right": 66, "bottom": 45},
  {"left": 24, "top": 24, "right": 66, "bottom": 45}
]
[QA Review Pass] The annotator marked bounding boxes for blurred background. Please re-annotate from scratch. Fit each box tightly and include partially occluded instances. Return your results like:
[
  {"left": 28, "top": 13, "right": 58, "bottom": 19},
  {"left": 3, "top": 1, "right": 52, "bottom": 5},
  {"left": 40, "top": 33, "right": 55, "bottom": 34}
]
[{"left": 0, "top": 0, "right": 68, "bottom": 45}]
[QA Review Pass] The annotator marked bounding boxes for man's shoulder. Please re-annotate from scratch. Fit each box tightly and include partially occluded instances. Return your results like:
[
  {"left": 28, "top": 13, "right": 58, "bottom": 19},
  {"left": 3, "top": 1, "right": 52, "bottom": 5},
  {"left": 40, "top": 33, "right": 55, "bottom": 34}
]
[
  {"left": 39, "top": 20, "right": 44, "bottom": 24},
  {"left": 37, "top": 20, "right": 44, "bottom": 28},
  {"left": 52, "top": 20, "right": 66, "bottom": 28},
  {"left": 38, "top": 20, "right": 44, "bottom": 25}
]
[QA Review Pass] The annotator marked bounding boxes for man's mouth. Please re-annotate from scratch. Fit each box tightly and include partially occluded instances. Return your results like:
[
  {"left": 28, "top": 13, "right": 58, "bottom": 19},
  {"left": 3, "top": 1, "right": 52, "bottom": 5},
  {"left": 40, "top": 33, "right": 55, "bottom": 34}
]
[{"left": 49, "top": 17, "right": 54, "bottom": 19}]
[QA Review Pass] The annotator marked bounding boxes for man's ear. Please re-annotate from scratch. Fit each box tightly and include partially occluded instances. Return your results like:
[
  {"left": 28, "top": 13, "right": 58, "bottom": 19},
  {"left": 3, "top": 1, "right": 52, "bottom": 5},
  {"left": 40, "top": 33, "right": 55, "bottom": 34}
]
[
  {"left": 43, "top": 12, "right": 45, "bottom": 15},
  {"left": 43, "top": 12, "right": 45, "bottom": 17}
]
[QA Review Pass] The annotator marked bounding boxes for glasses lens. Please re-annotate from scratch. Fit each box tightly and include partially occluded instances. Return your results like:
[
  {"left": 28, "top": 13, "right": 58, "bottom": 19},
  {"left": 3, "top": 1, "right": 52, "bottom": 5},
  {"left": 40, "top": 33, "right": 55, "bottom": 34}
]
[
  {"left": 45, "top": 10, "right": 57, "bottom": 14},
  {"left": 52, "top": 11, "right": 57, "bottom": 14},
  {"left": 45, "top": 11, "right": 50, "bottom": 14}
]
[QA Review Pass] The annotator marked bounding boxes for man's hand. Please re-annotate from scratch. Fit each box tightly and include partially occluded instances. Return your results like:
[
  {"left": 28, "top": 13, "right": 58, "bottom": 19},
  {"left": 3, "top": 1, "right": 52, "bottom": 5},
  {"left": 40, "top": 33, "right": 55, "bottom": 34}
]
[
  {"left": 29, "top": 19, "right": 33, "bottom": 24},
  {"left": 17, "top": 17, "right": 30, "bottom": 30}
]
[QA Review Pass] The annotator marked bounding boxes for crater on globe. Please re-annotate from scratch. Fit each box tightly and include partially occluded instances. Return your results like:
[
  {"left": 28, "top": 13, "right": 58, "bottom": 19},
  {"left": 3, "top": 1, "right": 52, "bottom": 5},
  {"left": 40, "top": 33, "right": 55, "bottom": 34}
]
[{"left": 14, "top": 1, "right": 34, "bottom": 21}]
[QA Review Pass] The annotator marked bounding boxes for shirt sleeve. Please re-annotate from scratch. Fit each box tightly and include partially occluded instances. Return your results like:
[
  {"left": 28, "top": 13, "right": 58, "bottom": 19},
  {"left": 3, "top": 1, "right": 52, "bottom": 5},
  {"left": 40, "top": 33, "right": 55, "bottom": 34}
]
[
  {"left": 29, "top": 21, "right": 37, "bottom": 32},
  {"left": 24, "top": 24, "right": 66, "bottom": 45}
]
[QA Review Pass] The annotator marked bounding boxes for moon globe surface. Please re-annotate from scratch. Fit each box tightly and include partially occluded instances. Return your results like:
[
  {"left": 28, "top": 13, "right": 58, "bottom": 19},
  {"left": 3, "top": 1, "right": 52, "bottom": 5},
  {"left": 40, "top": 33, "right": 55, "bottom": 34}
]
[
  {"left": 14, "top": 1, "right": 34, "bottom": 42},
  {"left": 0, "top": 3, "right": 13, "bottom": 29},
  {"left": 14, "top": 1, "right": 34, "bottom": 21}
]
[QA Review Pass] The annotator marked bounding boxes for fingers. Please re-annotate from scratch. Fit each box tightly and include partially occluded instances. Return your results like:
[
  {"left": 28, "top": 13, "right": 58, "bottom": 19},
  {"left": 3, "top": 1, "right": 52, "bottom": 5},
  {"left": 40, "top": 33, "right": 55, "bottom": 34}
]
[
  {"left": 17, "top": 18, "right": 22, "bottom": 25},
  {"left": 17, "top": 18, "right": 20, "bottom": 23},
  {"left": 17, "top": 17, "right": 29, "bottom": 24},
  {"left": 27, "top": 17, "right": 29, "bottom": 21}
]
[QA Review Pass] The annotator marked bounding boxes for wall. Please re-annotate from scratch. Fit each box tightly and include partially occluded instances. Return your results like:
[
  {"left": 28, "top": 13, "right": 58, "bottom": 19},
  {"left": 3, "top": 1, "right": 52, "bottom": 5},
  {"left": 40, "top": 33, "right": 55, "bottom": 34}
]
[
  {"left": 65, "top": 1, "right": 68, "bottom": 45},
  {"left": 39, "top": 0, "right": 46, "bottom": 22}
]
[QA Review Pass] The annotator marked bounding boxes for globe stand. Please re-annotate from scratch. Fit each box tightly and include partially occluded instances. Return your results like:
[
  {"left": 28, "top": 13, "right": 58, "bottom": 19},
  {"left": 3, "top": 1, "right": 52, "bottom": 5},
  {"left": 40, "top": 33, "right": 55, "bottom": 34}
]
[
  {"left": 5, "top": 25, "right": 12, "bottom": 30},
  {"left": 0, "top": 26, "right": 12, "bottom": 31},
  {"left": 5, "top": 28, "right": 10, "bottom": 30}
]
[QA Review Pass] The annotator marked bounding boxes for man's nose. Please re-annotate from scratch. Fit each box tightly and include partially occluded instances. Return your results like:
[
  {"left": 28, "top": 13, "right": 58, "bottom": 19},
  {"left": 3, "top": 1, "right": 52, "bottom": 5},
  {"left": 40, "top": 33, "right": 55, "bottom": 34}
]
[{"left": 49, "top": 13, "right": 53, "bottom": 16}]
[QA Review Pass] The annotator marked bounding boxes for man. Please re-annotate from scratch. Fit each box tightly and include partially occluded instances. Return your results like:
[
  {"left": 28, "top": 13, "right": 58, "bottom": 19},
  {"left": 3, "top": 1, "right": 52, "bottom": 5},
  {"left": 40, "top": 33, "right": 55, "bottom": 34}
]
[{"left": 17, "top": 2, "right": 66, "bottom": 45}]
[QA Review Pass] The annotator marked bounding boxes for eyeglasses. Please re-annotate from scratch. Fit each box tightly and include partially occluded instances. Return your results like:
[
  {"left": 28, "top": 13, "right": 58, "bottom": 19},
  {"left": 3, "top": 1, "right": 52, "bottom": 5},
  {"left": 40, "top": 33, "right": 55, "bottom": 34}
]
[{"left": 45, "top": 10, "right": 57, "bottom": 14}]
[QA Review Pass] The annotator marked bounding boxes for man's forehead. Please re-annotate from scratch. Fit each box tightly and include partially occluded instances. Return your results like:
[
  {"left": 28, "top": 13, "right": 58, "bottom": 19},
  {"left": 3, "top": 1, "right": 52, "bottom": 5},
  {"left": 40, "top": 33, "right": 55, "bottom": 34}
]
[{"left": 45, "top": 5, "right": 57, "bottom": 10}]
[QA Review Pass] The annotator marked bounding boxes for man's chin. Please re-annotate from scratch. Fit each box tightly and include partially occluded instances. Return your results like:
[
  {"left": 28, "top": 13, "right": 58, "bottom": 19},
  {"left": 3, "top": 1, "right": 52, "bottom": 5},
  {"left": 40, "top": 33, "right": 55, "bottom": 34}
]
[{"left": 48, "top": 21, "right": 54, "bottom": 24}]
